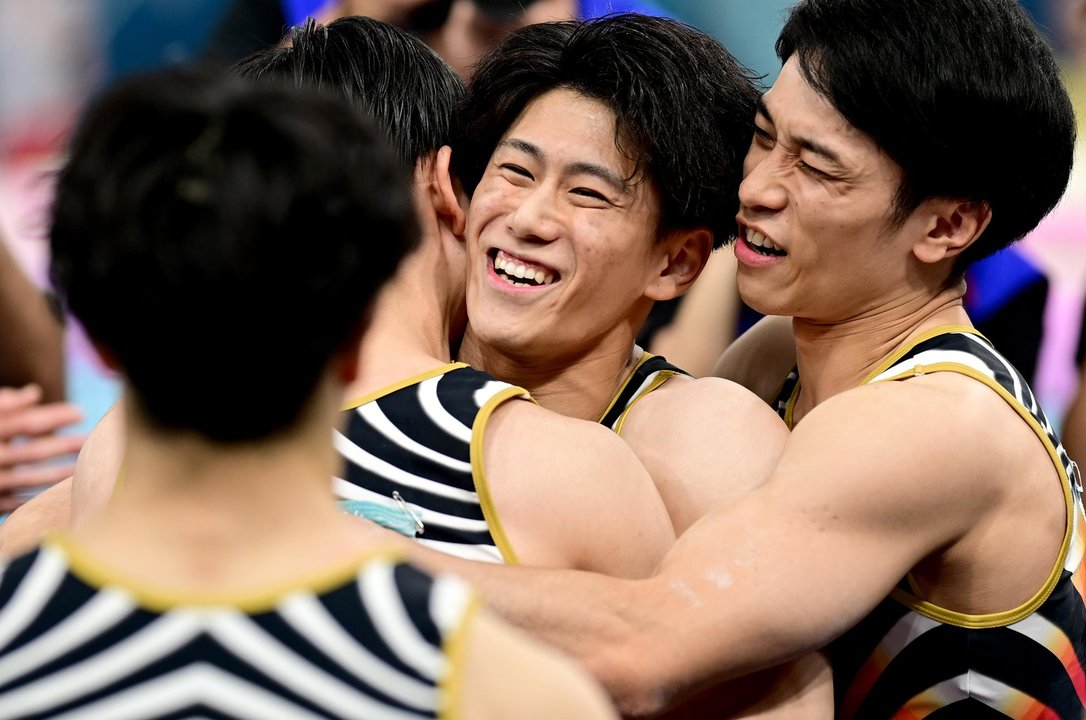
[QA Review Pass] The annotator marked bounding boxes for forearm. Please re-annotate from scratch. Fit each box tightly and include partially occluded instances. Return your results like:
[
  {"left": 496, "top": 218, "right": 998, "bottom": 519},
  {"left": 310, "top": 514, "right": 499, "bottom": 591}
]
[
  {"left": 0, "top": 239, "right": 64, "bottom": 401},
  {"left": 406, "top": 545, "right": 686, "bottom": 715}
]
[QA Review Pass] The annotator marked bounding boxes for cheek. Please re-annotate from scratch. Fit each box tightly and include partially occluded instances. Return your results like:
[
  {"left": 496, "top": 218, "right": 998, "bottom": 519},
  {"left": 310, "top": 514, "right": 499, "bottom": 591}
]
[{"left": 467, "top": 185, "right": 511, "bottom": 234}]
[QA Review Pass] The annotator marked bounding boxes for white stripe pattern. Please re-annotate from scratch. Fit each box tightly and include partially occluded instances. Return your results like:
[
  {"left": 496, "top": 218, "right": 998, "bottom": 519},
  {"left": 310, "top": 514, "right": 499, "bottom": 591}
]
[
  {"left": 333, "top": 431, "right": 479, "bottom": 503},
  {"left": 205, "top": 611, "right": 426, "bottom": 720},
  {"left": 417, "top": 378, "right": 473, "bottom": 443},
  {"left": 0, "top": 610, "right": 204, "bottom": 717},
  {"left": 0, "top": 586, "right": 134, "bottom": 686},
  {"left": 277, "top": 591, "right": 438, "bottom": 709},
  {"left": 360, "top": 563, "right": 444, "bottom": 681},
  {"left": 0, "top": 545, "right": 68, "bottom": 649},
  {"left": 472, "top": 380, "right": 522, "bottom": 409},
  {"left": 0, "top": 548, "right": 461, "bottom": 719},
  {"left": 354, "top": 402, "right": 472, "bottom": 473},
  {"left": 47, "top": 664, "right": 331, "bottom": 720}
]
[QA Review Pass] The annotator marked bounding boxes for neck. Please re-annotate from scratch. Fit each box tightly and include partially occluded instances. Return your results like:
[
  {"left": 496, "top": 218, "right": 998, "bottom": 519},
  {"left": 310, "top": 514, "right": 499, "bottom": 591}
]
[
  {"left": 458, "top": 326, "right": 642, "bottom": 421},
  {"left": 74, "top": 386, "right": 370, "bottom": 586},
  {"left": 348, "top": 241, "right": 464, "bottom": 397},
  {"left": 791, "top": 283, "right": 970, "bottom": 419}
]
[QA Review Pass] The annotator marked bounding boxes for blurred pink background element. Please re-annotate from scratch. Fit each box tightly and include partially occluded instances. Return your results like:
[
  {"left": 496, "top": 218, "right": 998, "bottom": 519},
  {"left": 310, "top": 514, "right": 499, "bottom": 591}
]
[{"left": 0, "top": 0, "right": 1083, "bottom": 433}]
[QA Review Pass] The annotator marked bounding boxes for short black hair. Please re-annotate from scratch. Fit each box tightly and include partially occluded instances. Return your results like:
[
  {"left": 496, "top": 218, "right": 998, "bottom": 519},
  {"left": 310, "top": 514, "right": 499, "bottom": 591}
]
[
  {"left": 50, "top": 67, "right": 417, "bottom": 442},
  {"left": 454, "top": 14, "right": 761, "bottom": 248},
  {"left": 233, "top": 16, "right": 464, "bottom": 169},
  {"left": 778, "top": 0, "right": 1076, "bottom": 272}
]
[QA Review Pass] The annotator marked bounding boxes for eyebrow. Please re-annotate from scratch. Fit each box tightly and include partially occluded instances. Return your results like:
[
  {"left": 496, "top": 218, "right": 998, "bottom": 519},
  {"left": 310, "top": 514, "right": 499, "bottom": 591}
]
[
  {"left": 756, "top": 96, "right": 847, "bottom": 171},
  {"left": 499, "top": 138, "right": 631, "bottom": 195}
]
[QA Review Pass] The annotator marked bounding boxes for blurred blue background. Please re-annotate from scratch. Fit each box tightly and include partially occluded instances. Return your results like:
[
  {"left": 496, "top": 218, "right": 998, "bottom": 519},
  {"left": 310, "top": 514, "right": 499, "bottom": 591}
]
[{"left": 0, "top": 0, "right": 1081, "bottom": 439}]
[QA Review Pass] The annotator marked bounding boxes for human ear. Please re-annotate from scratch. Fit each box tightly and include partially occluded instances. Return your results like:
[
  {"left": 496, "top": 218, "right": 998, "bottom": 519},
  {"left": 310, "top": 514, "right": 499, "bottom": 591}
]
[
  {"left": 430, "top": 146, "right": 466, "bottom": 237},
  {"left": 913, "top": 198, "right": 992, "bottom": 265},
  {"left": 644, "top": 227, "right": 713, "bottom": 301}
]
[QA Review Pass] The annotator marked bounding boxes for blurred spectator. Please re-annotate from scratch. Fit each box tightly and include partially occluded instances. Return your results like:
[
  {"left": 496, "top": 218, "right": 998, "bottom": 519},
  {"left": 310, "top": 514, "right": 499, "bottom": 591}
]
[
  {"left": 206, "top": 0, "right": 578, "bottom": 75},
  {"left": 1044, "top": 0, "right": 1086, "bottom": 461},
  {"left": 0, "top": 234, "right": 84, "bottom": 512}
]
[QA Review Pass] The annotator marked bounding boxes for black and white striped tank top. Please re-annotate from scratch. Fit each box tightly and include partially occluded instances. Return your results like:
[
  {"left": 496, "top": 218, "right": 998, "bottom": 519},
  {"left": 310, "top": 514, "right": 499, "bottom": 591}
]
[
  {"left": 598, "top": 351, "right": 687, "bottom": 433},
  {"left": 334, "top": 363, "right": 530, "bottom": 565},
  {"left": 775, "top": 326, "right": 1086, "bottom": 719},
  {"left": 0, "top": 537, "right": 476, "bottom": 720}
]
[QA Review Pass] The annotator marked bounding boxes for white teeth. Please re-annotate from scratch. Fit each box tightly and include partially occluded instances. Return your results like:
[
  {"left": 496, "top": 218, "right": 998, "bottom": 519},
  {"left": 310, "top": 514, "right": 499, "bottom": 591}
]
[
  {"left": 493, "top": 250, "right": 559, "bottom": 287},
  {"left": 745, "top": 228, "right": 781, "bottom": 251}
]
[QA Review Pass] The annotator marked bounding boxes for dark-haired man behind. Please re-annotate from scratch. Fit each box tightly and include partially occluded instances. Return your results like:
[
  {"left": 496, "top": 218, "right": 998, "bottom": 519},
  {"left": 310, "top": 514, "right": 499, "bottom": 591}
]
[
  {"left": 404, "top": 1, "right": 1086, "bottom": 717},
  {"left": 233, "top": 16, "right": 674, "bottom": 572},
  {"left": 0, "top": 66, "right": 615, "bottom": 719},
  {"left": 4, "top": 17, "right": 674, "bottom": 578}
]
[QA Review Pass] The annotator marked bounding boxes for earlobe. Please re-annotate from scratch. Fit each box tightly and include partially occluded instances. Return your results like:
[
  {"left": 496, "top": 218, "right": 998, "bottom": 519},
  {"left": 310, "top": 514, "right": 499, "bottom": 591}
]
[
  {"left": 432, "top": 146, "right": 466, "bottom": 237},
  {"left": 644, "top": 228, "right": 713, "bottom": 301},
  {"left": 914, "top": 199, "right": 991, "bottom": 265}
]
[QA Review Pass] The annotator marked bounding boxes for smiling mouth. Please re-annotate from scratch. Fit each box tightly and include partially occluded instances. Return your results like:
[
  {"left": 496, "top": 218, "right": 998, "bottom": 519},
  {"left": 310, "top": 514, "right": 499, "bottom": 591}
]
[
  {"left": 744, "top": 227, "right": 787, "bottom": 257},
  {"left": 491, "top": 249, "right": 560, "bottom": 287}
]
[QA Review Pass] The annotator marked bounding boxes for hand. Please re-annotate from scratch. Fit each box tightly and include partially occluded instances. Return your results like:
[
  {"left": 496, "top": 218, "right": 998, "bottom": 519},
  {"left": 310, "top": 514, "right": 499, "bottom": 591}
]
[{"left": 0, "top": 385, "right": 86, "bottom": 513}]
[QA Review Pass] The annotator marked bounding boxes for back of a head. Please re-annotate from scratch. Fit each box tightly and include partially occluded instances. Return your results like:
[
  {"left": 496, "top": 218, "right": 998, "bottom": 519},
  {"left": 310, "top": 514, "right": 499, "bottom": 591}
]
[
  {"left": 233, "top": 16, "right": 465, "bottom": 169},
  {"left": 454, "top": 13, "right": 761, "bottom": 248},
  {"left": 777, "top": 0, "right": 1076, "bottom": 271},
  {"left": 50, "top": 67, "right": 418, "bottom": 442}
]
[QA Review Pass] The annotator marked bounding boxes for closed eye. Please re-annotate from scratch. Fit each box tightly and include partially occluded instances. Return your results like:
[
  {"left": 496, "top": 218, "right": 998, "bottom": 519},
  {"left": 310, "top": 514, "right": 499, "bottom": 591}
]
[
  {"left": 753, "top": 126, "right": 775, "bottom": 148},
  {"left": 571, "top": 187, "right": 609, "bottom": 202},
  {"left": 797, "top": 160, "right": 833, "bottom": 180},
  {"left": 500, "top": 163, "right": 534, "bottom": 180}
]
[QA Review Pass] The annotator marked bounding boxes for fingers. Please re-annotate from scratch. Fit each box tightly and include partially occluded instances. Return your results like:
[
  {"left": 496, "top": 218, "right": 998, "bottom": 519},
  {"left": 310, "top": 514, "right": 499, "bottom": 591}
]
[
  {"left": 0, "top": 461, "right": 77, "bottom": 490},
  {"left": 0, "top": 401, "right": 84, "bottom": 439},
  {"left": 0, "top": 433, "right": 86, "bottom": 466},
  {"left": 0, "top": 384, "right": 43, "bottom": 414},
  {"left": 0, "top": 387, "right": 86, "bottom": 513}
]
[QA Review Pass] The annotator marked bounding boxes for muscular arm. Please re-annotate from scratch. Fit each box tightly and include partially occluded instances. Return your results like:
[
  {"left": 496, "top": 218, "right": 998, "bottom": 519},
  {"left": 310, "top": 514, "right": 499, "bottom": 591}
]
[
  {"left": 484, "top": 401, "right": 675, "bottom": 577},
  {"left": 410, "top": 380, "right": 1001, "bottom": 715},
  {"left": 620, "top": 376, "right": 788, "bottom": 534}
]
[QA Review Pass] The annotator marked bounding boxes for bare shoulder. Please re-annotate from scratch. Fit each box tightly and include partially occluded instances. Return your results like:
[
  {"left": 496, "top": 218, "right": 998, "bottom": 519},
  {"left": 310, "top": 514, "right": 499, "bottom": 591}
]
[
  {"left": 0, "top": 477, "right": 72, "bottom": 557},
  {"left": 782, "top": 376, "right": 1013, "bottom": 516},
  {"left": 713, "top": 315, "right": 795, "bottom": 403},
  {"left": 630, "top": 374, "right": 786, "bottom": 431},
  {"left": 71, "top": 401, "right": 126, "bottom": 526},
  {"left": 460, "top": 608, "right": 618, "bottom": 720},
  {"left": 619, "top": 375, "right": 788, "bottom": 531},
  {"left": 481, "top": 399, "right": 674, "bottom": 576}
]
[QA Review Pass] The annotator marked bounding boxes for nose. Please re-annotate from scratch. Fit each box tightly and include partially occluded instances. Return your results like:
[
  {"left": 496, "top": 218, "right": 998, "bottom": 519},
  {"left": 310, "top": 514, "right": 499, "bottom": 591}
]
[
  {"left": 737, "top": 146, "right": 787, "bottom": 214},
  {"left": 507, "top": 186, "right": 562, "bottom": 244}
]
